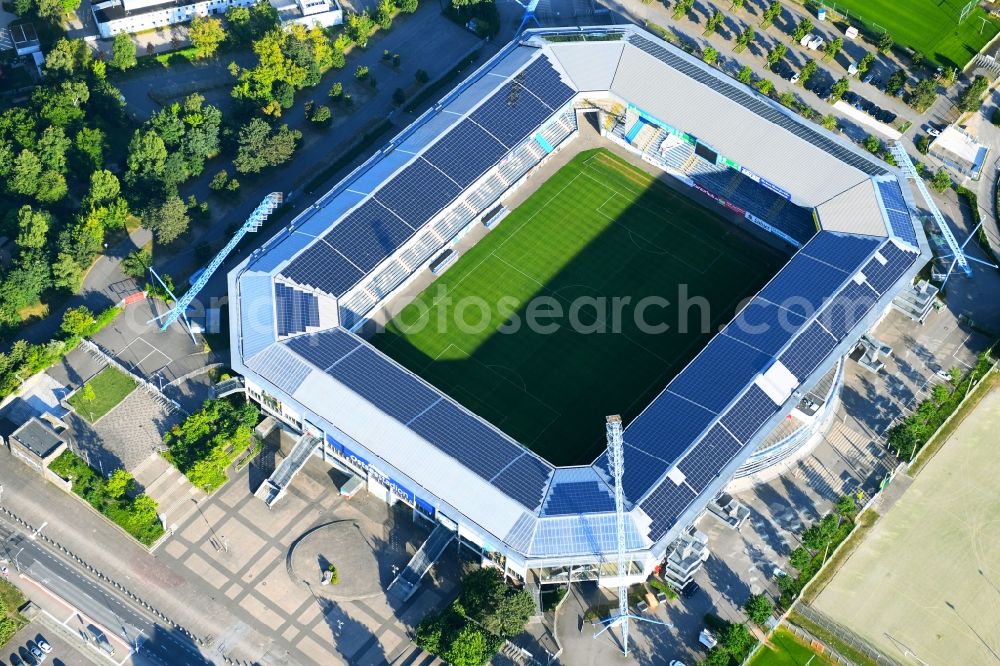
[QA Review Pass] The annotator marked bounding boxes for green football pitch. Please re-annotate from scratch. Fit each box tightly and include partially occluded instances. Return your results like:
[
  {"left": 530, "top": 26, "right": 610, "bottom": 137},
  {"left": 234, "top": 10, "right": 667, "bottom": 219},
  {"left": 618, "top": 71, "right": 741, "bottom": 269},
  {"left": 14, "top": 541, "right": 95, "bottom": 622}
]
[
  {"left": 826, "top": 0, "right": 999, "bottom": 69},
  {"left": 371, "top": 149, "right": 786, "bottom": 465}
]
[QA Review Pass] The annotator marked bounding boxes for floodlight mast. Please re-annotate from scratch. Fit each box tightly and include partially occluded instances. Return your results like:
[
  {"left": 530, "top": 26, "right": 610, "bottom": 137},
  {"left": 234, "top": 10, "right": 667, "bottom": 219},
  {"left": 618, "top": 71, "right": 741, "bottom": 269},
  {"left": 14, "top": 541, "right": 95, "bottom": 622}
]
[
  {"left": 150, "top": 192, "right": 283, "bottom": 339},
  {"left": 594, "top": 414, "right": 668, "bottom": 656}
]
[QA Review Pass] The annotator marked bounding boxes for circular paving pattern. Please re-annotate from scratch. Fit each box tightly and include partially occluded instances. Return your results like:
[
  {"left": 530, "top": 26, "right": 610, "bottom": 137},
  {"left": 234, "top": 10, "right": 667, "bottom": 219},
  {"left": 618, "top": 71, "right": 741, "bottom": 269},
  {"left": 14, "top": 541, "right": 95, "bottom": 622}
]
[{"left": 287, "top": 520, "right": 383, "bottom": 600}]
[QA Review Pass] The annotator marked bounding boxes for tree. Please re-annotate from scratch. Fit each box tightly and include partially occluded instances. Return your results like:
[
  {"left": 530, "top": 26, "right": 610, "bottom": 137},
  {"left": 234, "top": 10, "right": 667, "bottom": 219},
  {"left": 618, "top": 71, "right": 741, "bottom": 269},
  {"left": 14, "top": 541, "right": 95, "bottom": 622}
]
[
  {"left": 125, "top": 129, "right": 167, "bottom": 193},
  {"left": 757, "top": 79, "right": 774, "bottom": 96},
  {"left": 233, "top": 119, "right": 301, "bottom": 174},
  {"left": 80, "top": 383, "right": 96, "bottom": 406},
  {"left": 734, "top": 26, "right": 755, "bottom": 53},
  {"left": 877, "top": 32, "right": 893, "bottom": 53},
  {"left": 857, "top": 52, "right": 875, "bottom": 76},
  {"left": 312, "top": 105, "right": 332, "bottom": 123},
  {"left": 85, "top": 170, "right": 120, "bottom": 208},
  {"left": 189, "top": 16, "right": 226, "bottom": 59},
  {"left": 209, "top": 170, "right": 229, "bottom": 191},
  {"left": 863, "top": 134, "right": 881, "bottom": 154},
  {"left": 958, "top": 75, "right": 989, "bottom": 113},
  {"left": 442, "top": 625, "right": 492, "bottom": 666},
  {"left": 885, "top": 68, "right": 907, "bottom": 96},
  {"left": 129, "top": 494, "right": 159, "bottom": 525},
  {"left": 799, "top": 59, "right": 817, "bottom": 85},
  {"left": 346, "top": 11, "right": 377, "bottom": 47},
  {"left": 45, "top": 38, "right": 91, "bottom": 78},
  {"left": 743, "top": 594, "right": 773, "bottom": 626},
  {"left": 835, "top": 494, "right": 857, "bottom": 520},
  {"left": 702, "top": 46, "right": 718, "bottom": 64},
  {"left": 830, "top": 77, "right": 850, "bottom": 102},
  {"left": 821, "top": 114, "right": 837, "bottom": 130},
  {"left": 376, "top": 0, "right": 394, "bottom": 29},
  {"left": 10, "top": 150, "right": 42, "bottom": 196},
  {"left": 792, "top": 17, "right": 813, "bottom": 42},
  {"left": 730, "top": 0, "right": 743, "bottom": 9},
  {"left": 142, "top": 196, "right": 190, "bottom": 244},
  {"left": 824, "top": 36, "right": 843, "bottom": 61},
  {"left": 106, "top": 468, "right": 134, "bottom": 499},
  {"left": 329, "top": 81, "right": 343, "bottom": 98},
  {"left": 931, "top": 169, "right": 951, "bottom": 193},
  {"left": 15, "top": 205, "right": 50, "bottom": 251},
  {"left": 109, "top": 33, "right": 137, "bottom": 71},
  {"left": 74, "top": 127, "right": 104, "bottom": 171},
  {"left": 917, "top": 134, "right": 930, "bottom": 154},
  {"left": 36, "top": 0, "right": 68, "bottom": 21},
  {"left": 940, "top": 66, "right": 957, "bottom": 88},
  {"left": 122, "top": 248, "right": 152, "bottom": 279},
  {"left": 705, "top": 647, "right": 731, "bottom": 666},
  {"left": 704, "top": 10, "right": 723, "bottom": 36},
  {"left": 789, "top": 546, "right": 811, "bottom": 571},
  {"left": 34, "top": 81, "right": 89, "bottom": 128},
  {"left": 766, "top": 43, "right": 786, "bottom": 69},
  {"left": 672, "top": 0, "right": 694, "bottom": 20},
  {"left": 721, "top": 623, "right": 755, "bottom": 660},
  {"left": 355, "top": 65, "right": 369, "bottom": 80},
  {"left": 52, "top": 253, "right": 83, "bottom": 291},
  {"left": 909, "top": 79, "right": 937, "bottom": 112},
  {"left": 738, "top": 65, "right": 753, "bottom": 84},
  {"left": 36, "top": 170, "right": 68, "bottom": 204},
  {"left": 760, "top": 0, "right": 781, "bottom": 28}
]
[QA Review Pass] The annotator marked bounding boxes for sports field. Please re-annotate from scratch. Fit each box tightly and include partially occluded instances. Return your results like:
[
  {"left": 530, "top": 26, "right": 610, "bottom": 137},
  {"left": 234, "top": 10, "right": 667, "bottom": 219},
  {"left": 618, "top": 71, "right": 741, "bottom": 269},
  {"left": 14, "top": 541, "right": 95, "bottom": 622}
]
[
  {"left": 827, "top": 0, "right": 1000, "bottom": 69},
  {"left": 748, "top": 627, "right": 837, "bottom": 666},
  {"left": 371, "top": 149, "right": 785, "bottom": 465},
  {"left": 814, "top": 384, "right": 1000, "bottom": 665}
]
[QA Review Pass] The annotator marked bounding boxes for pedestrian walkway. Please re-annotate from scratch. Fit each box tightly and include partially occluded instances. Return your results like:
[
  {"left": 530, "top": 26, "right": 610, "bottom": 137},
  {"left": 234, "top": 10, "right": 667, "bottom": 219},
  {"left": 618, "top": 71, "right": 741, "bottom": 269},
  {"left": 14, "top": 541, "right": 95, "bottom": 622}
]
[{"left": 132, "top": 453, "right": 205, "bottom": 537}]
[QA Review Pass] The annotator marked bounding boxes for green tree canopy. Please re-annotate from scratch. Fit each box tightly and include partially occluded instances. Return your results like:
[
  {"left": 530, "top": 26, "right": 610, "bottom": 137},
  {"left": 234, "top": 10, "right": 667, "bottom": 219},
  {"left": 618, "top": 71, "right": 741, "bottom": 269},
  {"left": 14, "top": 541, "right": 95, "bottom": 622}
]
[
  {"left": 142, "top": 195, "right": 189, "bottom": 244},
  {"left": 190, "top": 16, "right": 227, "bottom": 58},
  {"left": 110, "top": 33, "right": 137, "bottom": 71}
]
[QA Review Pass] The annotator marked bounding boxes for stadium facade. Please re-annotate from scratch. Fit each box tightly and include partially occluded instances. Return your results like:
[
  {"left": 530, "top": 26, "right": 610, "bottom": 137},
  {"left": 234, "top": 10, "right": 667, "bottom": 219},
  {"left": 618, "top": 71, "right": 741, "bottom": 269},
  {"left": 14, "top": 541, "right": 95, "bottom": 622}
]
[{"left": 228, "top": 25, "right": 929, "bottom": 587}]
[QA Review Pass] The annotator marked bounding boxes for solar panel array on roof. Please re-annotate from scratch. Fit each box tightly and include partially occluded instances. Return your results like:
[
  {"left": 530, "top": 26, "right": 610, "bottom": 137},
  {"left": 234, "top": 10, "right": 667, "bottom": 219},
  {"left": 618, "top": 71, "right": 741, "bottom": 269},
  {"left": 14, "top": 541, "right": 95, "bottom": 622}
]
[
  {"left": 625, "top": 391, "right": 716, "bottom": 459},
  {"left": 779, "top": 321, "right": 838, "bottom": 382},
  {"left": 724, "top": 298, "right": 807, "bottom": 357},
  {"left": 639, "top": 476, "right": 696, "bottom": 541},
  {"left": 327, "top": 345, "right": 442, "bottom": 424},
  {"left": 877, "top": 180, "right": 919, "bottom": 247},
  {"left": 280, "top": 57, "right": 574, "bottom": 297},
  {"left": 720, "top": 385, "right": 780, "bottom": 443},
  {"left": 801, "top": 231, "right": 881, "bottom": 269},
  {"left": 542, "top": 480, "right": 616, "bottom": 516},
  {"left": 667, "top": 336, "right": 772, "bottom": 413},
  {"left": 626, "top": 34, "right": 887, "bottom": 177},
  {"left": 286, "top": 328, "right": 360, "bottom": 369},
  {"left": 493, "top": 454, "right": 554, "bottom": 511},
  {"left": 863, "top": 242, "right": 918, "bottom": 295},
  {"left": 817, "top": 280, "right": 879, "bottom": 339},
  {"left": 274, "top": 283, "right": 320, "bottom": 336},
  {"left": 595, "top": 446, "right": 669, "bottom": 502}
]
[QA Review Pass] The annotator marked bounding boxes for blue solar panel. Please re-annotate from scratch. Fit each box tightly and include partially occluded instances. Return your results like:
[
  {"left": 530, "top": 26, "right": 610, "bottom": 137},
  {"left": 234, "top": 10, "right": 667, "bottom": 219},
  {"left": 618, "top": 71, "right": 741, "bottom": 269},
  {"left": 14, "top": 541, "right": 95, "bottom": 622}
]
[
  {"left": 594, "top": 446, "right": 669, "bottom": 503},
  {"left": 492, "top": 454, "right": 553, "bottom": 510},
  {"left": 724, "top": 297, "right": 807, "bottom": 356},
  {"left": 720, "top": 385, "right": 780, "bottom": 443},
  {"left": 625, "top": 391, "right": 717, "bottom": 461},
  {"left": 280, "top": 240, "right": 365, "bottom": 296},
  {"left": 285, "top": 328, "right": 359, "bottom": 369},
  {"left": 516, "top": 57, "right": 575, "bottom": 109},
  {"left": 542, "top": 480, "right": 615, "bottom": 516},
  {"left": 326, "top": 345, "right": 440, "bottom": 424},
  {"left": 779, "top": 320, "right": 839, "bottom": 381},
  {"left": 422, "top": 120, "right": 509, "bottom": 188},
  {"left": 274, "top": 283, "right": 319, "bottom": 336},
  {"left": 470, "top": 84, "right": 553, "bottom": 148},
  {"left": 862, "top": 242, "right": 917, "bottom": 295},
  {"left": 758, "top": 253, "right": 851, "bottom": 315},
  {"left": 375, "top": 158, "right": 462, "bottom": 228},
  {"left": 409, "top": 401, "right": 523, "bottom": 482},
  {"left": 322, "top": 200, "right": 414, "bottom": 273},
  {"left": 801, "top": 231, "right": 880, "bottom": 272},
  {"left": 877, "top": 180, "right": 919, "bottom": 247},
  {"left": 668, "top": 335, "right": 772, "bottom": 413},
  {"left": 639, "top": 477, "right": 697, "bottom": 542},
  {"left": 817, "top": 280, "right": 879, "bottom": 340}
]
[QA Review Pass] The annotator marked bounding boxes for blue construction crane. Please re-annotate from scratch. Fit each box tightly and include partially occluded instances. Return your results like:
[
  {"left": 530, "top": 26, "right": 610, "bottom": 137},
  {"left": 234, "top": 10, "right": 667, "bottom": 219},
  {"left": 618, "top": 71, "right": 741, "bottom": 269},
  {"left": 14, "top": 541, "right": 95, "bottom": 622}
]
[{"left": 150, "top": 192, "right": 283, "bottom": 341}]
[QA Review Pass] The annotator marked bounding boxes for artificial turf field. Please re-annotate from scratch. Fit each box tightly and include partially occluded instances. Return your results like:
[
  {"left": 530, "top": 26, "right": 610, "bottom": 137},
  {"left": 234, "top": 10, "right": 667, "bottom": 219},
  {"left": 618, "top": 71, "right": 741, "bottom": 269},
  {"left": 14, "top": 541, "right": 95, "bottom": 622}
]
[
  {"left": 371, "top": 149, "right": 786, "bottom": 465},
  {"left": 826, "top": 0, "right": 999, "bottom": 69}
]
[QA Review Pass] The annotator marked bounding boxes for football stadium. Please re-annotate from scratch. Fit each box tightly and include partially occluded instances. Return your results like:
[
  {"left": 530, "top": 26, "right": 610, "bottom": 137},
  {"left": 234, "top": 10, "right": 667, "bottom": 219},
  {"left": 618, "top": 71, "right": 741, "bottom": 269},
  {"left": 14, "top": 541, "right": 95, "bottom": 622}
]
[{"left": 229, "top": 25, "right": 929, "bottom": 589}]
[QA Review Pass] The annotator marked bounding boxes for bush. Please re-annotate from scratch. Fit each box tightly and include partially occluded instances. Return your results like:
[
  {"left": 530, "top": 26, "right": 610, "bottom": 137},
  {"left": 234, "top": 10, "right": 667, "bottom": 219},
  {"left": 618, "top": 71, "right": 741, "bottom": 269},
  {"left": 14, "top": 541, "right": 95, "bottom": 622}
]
[
  {"left": 931, "top": 169, "right": 951, "bottom": 193},
  {"left": 917, "top": 134, "right": 930, "bottom": 154},
  {"left": 311, "top": 105, "right": 332, "bottom": 123},
  {"left": 355, "top": 65, "right": 369, "bottom": 80},
  {"left": 415, "top": 68, "right": 429, "bottom": 84},
  {"left": 392, "top": 87, "right": 405, "bottom": 105},
  {"left": 209, "top": 169, "right": 229, "bottom": 191},
  {"left": 163, "top": 398, "right": 260, "bottom": 491},
  {"left": 648, "top": 578, "right": 677, "bottom": 600},
  {"left": 48, "top": 450, "right": 164, "bottom": 545},
  {"left": 328, "top": 81, "right": 343, "bottom": 99}
]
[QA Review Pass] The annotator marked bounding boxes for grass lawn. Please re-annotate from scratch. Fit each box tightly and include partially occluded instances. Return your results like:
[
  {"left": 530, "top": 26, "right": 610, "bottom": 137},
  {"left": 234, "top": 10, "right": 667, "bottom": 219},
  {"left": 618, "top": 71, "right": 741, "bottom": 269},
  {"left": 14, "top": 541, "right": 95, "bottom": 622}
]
[
  {"left": 750, "top": 627, "right": 837, "bottom": 666},
  {"left": 68, "top": 366, "right": 137, "bottom": 423},
  {"left": 826, "top": 0, "right": 1000, "bottom": 69},
  {"left": 0, "top": 578, "right": 28, "bottom": 647},
  {"left": 372, "top": 149, "right": 785, "bottom": 465}
]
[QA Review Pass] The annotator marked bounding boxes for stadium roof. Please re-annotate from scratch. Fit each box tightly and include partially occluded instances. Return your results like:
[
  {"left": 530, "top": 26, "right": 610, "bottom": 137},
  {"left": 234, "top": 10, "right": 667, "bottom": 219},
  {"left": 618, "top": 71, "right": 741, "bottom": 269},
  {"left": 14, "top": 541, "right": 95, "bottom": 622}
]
[{"left": 230, "top": 25, "right": 929, "bottom": 563}]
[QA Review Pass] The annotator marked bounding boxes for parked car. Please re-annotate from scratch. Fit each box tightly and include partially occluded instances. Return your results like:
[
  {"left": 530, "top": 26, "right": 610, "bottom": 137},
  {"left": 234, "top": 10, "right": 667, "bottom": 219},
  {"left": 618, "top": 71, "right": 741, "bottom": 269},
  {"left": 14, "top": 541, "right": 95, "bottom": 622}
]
[
  {"left": 800, "top": 33, "right": 815, "bottom": 47},
  {"left": 927, "top": 127, "right": 942, "bottom": 137},
  {"left": 35, "top": 639, "right": 51, "bottom": 655},
  {"left": 9, "top": 654, "right": 24, "bottom": 666},
  {"left": 681, "top": 581, "right": 701, "bottom": 598},
  {"left": 808, "top": 36, "right": 825, "bottom": 51},
  {"left": 843, "top": 91, "right": 858, "bottom": 104},
  {"left": 28, "top": 644, "right": 45, "bottom": 663},
  {"left": 861, "top": 72, "right": 877, "bottom": 84}
]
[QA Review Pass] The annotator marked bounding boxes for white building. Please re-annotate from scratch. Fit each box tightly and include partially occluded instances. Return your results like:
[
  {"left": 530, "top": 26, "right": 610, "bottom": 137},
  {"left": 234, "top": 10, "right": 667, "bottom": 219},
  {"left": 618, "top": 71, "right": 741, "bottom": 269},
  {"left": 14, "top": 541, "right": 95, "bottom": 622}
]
[{"left": 92, "top": 0, "right": 341, "bottom": 40}]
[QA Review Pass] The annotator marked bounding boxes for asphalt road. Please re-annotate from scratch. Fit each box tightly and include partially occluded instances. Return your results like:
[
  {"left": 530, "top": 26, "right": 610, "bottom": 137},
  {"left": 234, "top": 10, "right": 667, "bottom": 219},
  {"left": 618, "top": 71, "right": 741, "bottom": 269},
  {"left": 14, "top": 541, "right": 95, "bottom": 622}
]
[{"left": 0, "top": 519, "right": 210, "bottom": 666}]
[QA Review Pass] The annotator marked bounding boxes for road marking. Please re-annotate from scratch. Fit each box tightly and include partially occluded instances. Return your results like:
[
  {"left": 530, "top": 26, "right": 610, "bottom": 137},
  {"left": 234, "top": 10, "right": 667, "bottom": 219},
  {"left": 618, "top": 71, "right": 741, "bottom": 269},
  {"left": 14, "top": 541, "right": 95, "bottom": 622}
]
[{"left": 30, "top": 521, "right": 47, "bottom": 540}]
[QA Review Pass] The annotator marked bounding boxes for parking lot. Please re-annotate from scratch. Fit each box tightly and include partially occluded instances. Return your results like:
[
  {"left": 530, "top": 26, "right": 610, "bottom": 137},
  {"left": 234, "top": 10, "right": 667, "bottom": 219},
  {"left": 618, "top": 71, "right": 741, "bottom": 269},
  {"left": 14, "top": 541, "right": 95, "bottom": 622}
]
[{"left": 1, "top": 617, "right": 102, "bottom": 666}]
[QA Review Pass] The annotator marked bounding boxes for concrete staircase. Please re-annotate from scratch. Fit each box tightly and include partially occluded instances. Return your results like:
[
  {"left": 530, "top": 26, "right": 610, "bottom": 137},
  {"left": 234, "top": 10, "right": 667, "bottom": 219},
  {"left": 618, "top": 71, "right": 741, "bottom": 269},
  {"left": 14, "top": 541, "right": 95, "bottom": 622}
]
[{"left": 132, "top": 453, "right": 205, "bottom": 535}]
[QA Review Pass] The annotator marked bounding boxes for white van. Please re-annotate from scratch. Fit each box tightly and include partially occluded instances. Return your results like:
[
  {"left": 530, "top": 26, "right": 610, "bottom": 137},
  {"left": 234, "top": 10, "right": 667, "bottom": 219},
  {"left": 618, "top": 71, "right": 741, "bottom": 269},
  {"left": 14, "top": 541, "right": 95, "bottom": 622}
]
[{"left": 699, "top": 629, "right": 718, "bottom": 649}]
